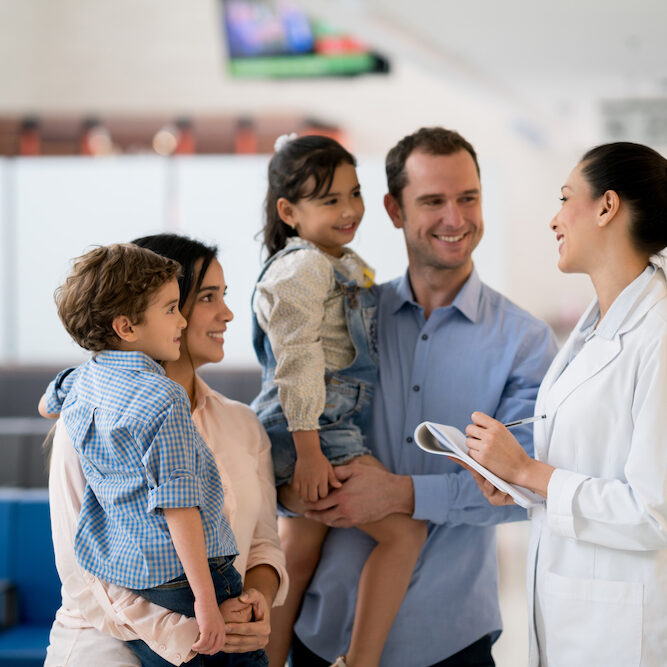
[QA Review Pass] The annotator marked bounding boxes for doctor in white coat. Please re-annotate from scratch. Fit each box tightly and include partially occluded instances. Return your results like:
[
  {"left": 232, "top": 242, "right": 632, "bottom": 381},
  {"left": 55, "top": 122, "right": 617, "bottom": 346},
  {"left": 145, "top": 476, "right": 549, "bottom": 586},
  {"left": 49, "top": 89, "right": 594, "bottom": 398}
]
[{"left": 464, "top": 141, "right": 667, "bottom": 666}]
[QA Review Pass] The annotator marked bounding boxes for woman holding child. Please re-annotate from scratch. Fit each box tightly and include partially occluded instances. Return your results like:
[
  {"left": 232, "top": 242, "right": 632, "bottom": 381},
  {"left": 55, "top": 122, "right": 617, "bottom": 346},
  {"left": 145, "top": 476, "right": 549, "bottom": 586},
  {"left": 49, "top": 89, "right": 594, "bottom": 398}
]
[{"left": 44, "top": 234, "right": 287, "bottom": 666}]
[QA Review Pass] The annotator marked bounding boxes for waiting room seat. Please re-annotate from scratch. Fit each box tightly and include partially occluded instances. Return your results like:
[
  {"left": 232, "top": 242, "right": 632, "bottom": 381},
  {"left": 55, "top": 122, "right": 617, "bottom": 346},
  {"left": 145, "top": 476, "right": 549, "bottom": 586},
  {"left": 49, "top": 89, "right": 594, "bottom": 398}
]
[{"left": 0, "top": 488, "right": 60, "bottom": 667}]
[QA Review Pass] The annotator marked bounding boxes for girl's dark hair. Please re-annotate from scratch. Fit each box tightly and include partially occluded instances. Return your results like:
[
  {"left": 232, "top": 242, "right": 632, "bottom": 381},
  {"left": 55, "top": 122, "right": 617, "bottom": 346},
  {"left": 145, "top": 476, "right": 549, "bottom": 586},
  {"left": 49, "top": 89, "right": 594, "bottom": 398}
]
[
  {"left": 132, "top": 233, "right": 218, "bottom": 314},
  {"left": 580, "top": 142, "right": 667, "bottom": 257},
  {"left": 263, "top": 135, "right": 356, "bottom": 257}
]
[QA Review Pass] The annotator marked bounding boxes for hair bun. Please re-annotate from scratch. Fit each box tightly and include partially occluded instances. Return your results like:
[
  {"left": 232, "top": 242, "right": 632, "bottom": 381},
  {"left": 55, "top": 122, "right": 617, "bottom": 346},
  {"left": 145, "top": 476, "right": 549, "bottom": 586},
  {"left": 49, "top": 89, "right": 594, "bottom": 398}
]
[{"left": 274, "top": 132, "right": 299, "bottom": 153}]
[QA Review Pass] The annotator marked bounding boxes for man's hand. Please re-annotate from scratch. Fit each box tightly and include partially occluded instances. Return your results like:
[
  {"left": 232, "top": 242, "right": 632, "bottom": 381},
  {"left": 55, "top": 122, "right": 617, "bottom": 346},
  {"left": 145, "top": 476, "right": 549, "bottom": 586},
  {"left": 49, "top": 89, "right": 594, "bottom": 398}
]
[
  {"left": 304, "top": 458, "right": 414, "bottom": 528},
  {"left": 222, "top": 588, "right": 271, "bottom": 653}
]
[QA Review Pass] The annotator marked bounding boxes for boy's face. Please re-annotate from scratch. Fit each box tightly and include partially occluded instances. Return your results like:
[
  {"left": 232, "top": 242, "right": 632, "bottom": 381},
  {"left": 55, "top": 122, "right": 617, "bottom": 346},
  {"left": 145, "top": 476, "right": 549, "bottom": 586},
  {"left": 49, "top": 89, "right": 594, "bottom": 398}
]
[{"left": 130, "top": 279, "right": 186, "bottom": 362}]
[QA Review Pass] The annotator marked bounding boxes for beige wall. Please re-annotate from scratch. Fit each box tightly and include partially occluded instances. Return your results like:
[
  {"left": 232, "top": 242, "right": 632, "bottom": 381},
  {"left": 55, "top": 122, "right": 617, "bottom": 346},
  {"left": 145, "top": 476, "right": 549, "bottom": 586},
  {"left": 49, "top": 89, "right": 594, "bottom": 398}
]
[{"left": 0, "top": 0, "right": 600, "bottom": 334}]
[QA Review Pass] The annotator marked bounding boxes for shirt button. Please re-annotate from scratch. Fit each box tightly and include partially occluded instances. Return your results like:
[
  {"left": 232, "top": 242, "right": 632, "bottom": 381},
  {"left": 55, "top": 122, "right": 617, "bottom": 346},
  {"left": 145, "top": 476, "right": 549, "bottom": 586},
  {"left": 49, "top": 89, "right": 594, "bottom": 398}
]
[
  {"left": 406, "top": 436, "right": 413, "bottom": 443},
  {"left": 158, "top": 645, "right": 166, "bottom": 651},
  {"left": 175, "top": 654, "right": 181, "bottom": 661},
  {"left": 421, "top": 334, "right": 428, "bottom": 340},
  {"left": 413, "top": 385, "right": 420, "bottom": 392}
]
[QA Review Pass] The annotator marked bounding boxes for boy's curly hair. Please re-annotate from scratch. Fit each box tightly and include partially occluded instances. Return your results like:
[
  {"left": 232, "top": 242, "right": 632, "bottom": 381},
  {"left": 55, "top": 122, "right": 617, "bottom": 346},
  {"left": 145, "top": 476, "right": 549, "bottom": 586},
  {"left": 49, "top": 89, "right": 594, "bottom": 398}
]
[{"left": 55, "top": 243, "right": 181, "bottom": 352}]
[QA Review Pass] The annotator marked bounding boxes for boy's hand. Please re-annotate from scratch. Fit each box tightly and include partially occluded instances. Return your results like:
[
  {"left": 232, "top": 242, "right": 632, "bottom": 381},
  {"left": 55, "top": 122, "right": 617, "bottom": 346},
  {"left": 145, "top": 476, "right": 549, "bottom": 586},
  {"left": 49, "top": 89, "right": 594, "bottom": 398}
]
[
  {"left": 293, "top": 448, "right": 340, "bottom": 502},
  {"left": 192, "top": 596, "right": 227, "bottom": 655}
]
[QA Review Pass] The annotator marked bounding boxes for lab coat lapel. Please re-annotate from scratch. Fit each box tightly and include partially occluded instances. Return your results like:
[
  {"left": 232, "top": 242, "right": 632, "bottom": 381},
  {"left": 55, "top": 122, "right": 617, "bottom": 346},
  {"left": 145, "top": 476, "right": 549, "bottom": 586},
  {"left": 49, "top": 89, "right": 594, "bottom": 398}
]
[{"left": 544, "top": 335, "right": 621, "bottom": 418}]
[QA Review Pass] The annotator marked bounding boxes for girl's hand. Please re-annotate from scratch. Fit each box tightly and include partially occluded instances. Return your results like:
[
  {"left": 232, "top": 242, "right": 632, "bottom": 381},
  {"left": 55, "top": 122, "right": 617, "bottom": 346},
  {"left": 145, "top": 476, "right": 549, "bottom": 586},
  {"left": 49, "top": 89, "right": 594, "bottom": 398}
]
[
  {"left": 192, "top": 596, "right": 226, "bottom": 655},
  {"left": 464, "top": 411, "right": 532, "bottom": 485},
  {"left": 222, "top": 588, "right": 271, "bottom": 653},
  {"left": 293, "top": 448, "right": 340, "bottom": 502}
]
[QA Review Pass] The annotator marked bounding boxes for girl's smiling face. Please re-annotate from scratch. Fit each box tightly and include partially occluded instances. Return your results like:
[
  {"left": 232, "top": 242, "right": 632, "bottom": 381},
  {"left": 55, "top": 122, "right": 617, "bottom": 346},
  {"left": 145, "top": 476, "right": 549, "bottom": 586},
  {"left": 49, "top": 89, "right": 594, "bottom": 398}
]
[{"left": 279, "top": 162, "right": 364, "bottom": 258}]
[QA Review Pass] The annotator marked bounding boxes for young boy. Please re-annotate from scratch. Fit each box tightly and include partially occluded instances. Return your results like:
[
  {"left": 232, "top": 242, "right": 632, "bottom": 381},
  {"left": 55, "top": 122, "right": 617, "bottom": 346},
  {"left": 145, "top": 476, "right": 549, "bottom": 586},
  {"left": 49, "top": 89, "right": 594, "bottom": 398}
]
[{"left": 40, "top": 244, "right": 246, "bottom": 666}]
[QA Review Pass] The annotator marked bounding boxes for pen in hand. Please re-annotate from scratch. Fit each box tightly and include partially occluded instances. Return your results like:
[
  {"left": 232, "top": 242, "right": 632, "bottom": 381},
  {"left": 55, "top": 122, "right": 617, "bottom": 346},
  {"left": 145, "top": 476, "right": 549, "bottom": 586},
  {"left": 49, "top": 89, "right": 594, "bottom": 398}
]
[{"left": 503, "top": 414, "right": 547, "bottom": 429}]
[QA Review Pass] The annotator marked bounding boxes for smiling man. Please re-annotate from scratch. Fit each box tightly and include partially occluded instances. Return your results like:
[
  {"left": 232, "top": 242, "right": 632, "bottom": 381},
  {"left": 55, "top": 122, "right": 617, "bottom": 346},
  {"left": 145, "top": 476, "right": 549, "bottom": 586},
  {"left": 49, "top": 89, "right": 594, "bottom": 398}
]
[{"left": 290, "top": 127, "right": 559, "bottom": 667}]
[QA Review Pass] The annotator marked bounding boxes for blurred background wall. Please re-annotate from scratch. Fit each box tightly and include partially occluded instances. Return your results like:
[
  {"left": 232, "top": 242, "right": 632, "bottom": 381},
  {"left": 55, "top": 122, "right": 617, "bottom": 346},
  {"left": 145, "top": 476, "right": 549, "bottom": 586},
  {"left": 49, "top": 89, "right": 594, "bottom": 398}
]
[{"left": 1, "top": 0, "right": 664, "bottom": 369}]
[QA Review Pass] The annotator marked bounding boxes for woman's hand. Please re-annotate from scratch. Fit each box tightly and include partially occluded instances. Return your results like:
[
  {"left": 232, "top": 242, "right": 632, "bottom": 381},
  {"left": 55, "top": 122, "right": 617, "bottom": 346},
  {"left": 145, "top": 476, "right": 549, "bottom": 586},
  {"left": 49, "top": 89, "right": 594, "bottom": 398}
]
[
  {"left": 465, "top": 411, "right": 532, "bottom": 485},
  {"left": 220, "top": 588, "right": 271, "bottom": 653},
  {"left": 458, "top": 462, "right": 516, "bottom": 506},
  {"left": 293, "top": 448, "right": 340, "bottom": 502}
]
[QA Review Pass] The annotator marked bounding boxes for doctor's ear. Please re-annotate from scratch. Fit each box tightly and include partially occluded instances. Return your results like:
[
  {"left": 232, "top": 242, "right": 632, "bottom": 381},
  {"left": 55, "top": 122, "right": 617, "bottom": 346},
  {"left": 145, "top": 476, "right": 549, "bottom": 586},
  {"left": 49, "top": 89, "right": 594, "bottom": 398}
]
[
  {"left": 112, "top": 315, "right": 137, "bottom": 342},
  {"left": 597, "top": 190, "right": 621, "bottom": 227},
  {"left": 384, "top": 193, "right": 404, "bottom": 229}
]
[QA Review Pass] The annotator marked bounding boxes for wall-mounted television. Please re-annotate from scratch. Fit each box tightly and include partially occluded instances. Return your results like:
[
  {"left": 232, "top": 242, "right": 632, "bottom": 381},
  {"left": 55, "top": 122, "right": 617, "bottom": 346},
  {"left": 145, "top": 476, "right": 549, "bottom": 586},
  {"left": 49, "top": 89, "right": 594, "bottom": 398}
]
[{"left": 221, "top": 0, "right": 389, "bottom": 77}]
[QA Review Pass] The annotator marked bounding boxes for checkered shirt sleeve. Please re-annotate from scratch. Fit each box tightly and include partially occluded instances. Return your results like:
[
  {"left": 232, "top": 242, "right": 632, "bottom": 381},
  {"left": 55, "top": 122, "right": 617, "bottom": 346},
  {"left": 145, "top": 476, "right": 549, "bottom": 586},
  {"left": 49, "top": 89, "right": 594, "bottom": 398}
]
[
  {"left": 44, "top": 366, "right": 79, "bottom": 414},
  {"left": 142, "top": 399, "right": 204, "bottom": 512}
]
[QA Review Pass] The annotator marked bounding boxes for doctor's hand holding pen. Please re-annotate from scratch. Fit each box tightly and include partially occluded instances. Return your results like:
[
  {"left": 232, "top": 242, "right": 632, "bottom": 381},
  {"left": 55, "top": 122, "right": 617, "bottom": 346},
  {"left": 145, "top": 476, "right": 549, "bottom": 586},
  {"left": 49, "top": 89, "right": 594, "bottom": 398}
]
[{"left": 464, "top": 413, "right": 556, "bottom": 502}]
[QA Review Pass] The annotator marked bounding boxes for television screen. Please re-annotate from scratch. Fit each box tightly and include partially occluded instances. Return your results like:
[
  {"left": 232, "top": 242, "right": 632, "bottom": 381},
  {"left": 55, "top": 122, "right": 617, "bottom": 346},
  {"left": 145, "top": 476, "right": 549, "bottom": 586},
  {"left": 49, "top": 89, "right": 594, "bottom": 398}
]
[{"left": 221, "top": 0, "right": 389, "bottom": 77}]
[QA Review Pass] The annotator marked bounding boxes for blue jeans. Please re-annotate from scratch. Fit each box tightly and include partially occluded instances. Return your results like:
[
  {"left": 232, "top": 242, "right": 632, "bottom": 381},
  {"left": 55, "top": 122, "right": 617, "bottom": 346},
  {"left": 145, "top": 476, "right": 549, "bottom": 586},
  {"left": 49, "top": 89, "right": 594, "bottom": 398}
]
[{"left": 128, "top": 557, "right": 268, "bottom": 667}]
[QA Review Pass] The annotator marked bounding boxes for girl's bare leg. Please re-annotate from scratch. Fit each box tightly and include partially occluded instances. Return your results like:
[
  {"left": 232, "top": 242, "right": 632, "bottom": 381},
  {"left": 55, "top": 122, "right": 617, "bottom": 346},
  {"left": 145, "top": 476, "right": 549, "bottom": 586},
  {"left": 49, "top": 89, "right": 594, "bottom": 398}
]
[
  {"left": 266, "top": 494, "right": 328, "bottom": 667},
  {"left": 344, "top": 456, "right": 428, "bottom": 667}
]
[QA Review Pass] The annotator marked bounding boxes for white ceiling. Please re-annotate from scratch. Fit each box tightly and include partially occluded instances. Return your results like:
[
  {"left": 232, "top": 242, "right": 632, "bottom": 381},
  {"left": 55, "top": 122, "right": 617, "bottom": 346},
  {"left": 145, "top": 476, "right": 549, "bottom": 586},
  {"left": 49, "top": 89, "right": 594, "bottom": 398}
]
[{"left": 303, "top": 0, "right": 667, "bottom": 144}]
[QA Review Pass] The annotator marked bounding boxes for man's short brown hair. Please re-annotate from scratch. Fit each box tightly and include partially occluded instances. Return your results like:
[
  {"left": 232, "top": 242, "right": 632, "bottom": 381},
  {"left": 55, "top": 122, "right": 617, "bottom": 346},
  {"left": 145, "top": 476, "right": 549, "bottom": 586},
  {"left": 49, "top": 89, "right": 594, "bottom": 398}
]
[
  {"left": 385, "top": 127, "right": 480, "bottom": 205},
  {"left": 55, "top": 243, "right": 181, "bottom": 352}
]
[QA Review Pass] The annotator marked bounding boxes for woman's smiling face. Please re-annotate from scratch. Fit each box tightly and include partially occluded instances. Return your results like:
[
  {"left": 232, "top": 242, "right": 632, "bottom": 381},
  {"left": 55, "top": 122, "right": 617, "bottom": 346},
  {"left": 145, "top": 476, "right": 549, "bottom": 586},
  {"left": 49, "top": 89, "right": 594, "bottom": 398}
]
[
  {"left": 180, "top": 258, "right": 234, "bottom": 368},
  {"left": 550, "top": 162, "right": 603, "bottom": 274}
]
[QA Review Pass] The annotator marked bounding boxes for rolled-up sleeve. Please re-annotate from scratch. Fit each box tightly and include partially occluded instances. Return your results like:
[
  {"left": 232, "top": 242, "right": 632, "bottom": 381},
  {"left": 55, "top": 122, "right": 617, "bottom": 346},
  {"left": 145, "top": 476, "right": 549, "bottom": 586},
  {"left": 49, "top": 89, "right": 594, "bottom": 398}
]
[
  {"left": 141, "top": 400, "right": 203, "bottom": 512},
  {"left": 44, "top": 366, "right": 79, "bottom": 414},
  {"left": 254, "top": 249, "right": 332, "bottom": 431}
]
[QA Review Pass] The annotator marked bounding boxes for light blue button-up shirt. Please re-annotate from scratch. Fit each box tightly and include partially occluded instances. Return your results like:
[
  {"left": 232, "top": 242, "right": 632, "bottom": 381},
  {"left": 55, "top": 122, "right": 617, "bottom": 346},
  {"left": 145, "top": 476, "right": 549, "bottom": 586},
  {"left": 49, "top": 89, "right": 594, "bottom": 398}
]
[
  {"left": 45, "top": 350, "right": 238, "bottom": 590},
  {"left": 295, "top": 268, "right": 558, "bottom": 665}
]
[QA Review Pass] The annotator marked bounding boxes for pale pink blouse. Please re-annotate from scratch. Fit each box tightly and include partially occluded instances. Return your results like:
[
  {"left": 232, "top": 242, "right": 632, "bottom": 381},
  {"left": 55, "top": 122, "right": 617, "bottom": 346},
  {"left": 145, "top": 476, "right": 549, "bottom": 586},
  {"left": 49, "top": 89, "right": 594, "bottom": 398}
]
[{"left": 48, "top": 376, "right": 287, "bottom": 665}]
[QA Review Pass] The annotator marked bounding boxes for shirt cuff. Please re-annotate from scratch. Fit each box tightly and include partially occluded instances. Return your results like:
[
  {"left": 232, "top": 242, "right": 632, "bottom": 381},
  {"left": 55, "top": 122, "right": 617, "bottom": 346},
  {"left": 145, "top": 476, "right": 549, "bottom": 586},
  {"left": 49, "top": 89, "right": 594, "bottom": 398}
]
[
  {"left": 411, "top": 474, "right": 451, "bottom": 524},
  {"left": 546, "top": 468, "right": 589, "bottom": 539},
  {"left": 245, "top": 555, "right": 289, "bottom": 607},
  {"left": 147, "top": 475, "right": 202, "bottom": 512},
  {"left": 44, "top": 381, "right": 64, "bottom": 414}
]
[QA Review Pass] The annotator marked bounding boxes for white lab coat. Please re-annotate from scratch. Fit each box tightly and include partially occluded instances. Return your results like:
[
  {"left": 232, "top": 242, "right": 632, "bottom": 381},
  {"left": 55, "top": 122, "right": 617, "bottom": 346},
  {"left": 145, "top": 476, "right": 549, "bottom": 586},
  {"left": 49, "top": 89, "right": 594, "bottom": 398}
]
[{"left": 526, "top": 266, "right": 667, "bottom": 667}]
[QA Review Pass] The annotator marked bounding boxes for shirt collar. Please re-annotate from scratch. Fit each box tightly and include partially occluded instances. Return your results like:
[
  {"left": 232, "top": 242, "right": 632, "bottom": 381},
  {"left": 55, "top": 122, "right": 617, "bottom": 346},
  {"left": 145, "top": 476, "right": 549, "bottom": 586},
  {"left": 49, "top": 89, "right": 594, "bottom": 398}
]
[
  {"left": 192, "top": 374, "right": 214, "bottom": 412},
  {"left": 391, "top": 267, "right": 482, "bottom": 323},
  {"left": 581, "top": 263, "right": 656, "bottom": 341},
  {"left": 93, "top": 350, "right": 166, "bottom": 375}
]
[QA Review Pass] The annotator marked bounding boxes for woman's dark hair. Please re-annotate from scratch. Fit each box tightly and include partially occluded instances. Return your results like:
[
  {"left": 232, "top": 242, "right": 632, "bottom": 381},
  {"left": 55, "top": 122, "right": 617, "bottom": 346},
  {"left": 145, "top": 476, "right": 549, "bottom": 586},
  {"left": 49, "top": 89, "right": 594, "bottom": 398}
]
[
  {"left": 580, "top": 142, "right": 667, "bottom": 257},
  {"left": 132, "top": 233, "right": 218, "bottom": 314},
  {"left": 263, "top": 135, "right": 356, "bottom": 257}
]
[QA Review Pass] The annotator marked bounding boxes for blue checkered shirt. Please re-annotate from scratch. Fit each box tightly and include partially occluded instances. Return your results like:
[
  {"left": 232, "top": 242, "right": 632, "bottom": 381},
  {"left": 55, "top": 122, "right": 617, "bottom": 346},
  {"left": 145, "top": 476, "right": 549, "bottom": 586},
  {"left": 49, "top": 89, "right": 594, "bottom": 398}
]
[{"left": 45, "top": 350, "right": 238, "bottom": 589}]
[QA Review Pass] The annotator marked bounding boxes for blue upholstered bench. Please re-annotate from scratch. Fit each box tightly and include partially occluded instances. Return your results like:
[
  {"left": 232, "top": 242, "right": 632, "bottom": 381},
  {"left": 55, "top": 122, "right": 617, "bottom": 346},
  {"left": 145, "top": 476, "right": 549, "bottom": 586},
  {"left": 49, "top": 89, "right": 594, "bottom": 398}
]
[{"left": 0, "top": 488, "right": 60, "bottom": 667}]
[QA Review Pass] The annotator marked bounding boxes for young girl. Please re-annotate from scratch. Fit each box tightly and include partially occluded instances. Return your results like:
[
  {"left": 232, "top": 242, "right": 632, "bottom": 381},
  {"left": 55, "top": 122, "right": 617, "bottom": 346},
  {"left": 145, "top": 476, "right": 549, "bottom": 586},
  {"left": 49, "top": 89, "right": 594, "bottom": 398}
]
[{"left": 251, "top": 134, "right": 427, "bottom": 667}]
